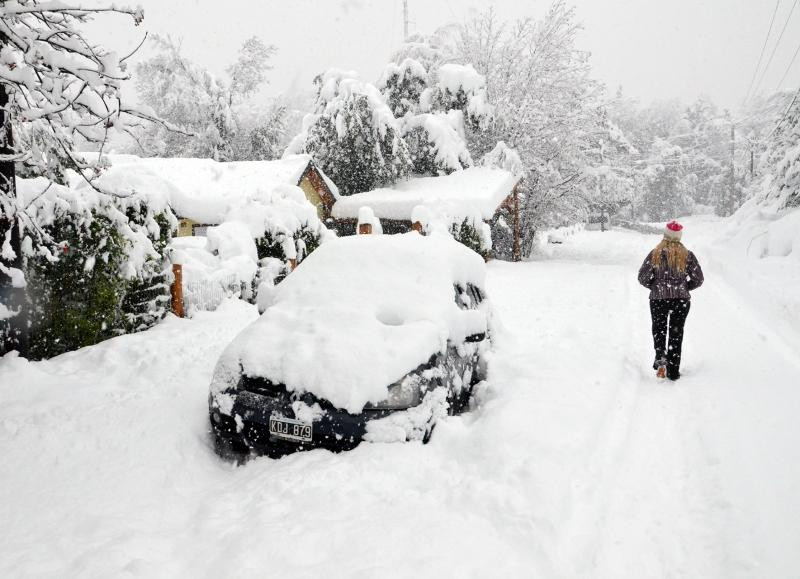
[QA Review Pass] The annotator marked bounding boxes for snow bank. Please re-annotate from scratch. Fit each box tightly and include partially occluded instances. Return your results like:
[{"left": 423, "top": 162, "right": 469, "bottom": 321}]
[
  {"left": 691, "top": 190, "right": 800, "bottom": 345},
  {"left": 332, "top": 167, "right": 520, "bottom": 222},
  {"left": 729, "top": 180, "right": 800, "bottom": 260},
  {"left": 211, "top": 233, "right": 488, "bottom": 413}
]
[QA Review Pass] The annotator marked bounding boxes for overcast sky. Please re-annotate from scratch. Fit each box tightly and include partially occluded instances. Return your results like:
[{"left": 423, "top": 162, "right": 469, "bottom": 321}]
[{"left": 89, "top": 0, "right": 800, "bottom": 112}]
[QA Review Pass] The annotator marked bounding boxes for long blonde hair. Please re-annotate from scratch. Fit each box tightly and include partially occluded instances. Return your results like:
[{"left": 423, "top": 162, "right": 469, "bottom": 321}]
[{"left": 650, "top": 238, "right": 689, "bottom": 272}]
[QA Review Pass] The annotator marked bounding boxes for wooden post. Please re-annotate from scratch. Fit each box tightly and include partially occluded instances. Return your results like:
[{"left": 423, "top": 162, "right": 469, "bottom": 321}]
[
  {"left": 358, "top": 223, "right": 373, "bottom": 235},
  {"left": 411, "top": 221, "right": 423, "bottom": 234},
  {"left": 288, "top": 258, "right": 298, "bottom": 271},
  {"left": 171, "top": 263, "right": 184, "bottom": 318}
]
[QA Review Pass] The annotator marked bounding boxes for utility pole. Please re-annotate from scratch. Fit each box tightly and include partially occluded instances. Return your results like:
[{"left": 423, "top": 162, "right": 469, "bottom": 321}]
[{"left": 403, "top": 0, "right": 409, "bottom": 41}]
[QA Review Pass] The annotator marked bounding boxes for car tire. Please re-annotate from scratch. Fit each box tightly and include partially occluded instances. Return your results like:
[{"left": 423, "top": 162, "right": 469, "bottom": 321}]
[
  {"left": 422, "top": 422, "right": 436, "bottom": 444},
  {"left": 212, "top": 430, "right": 250, "bottom": 461}
]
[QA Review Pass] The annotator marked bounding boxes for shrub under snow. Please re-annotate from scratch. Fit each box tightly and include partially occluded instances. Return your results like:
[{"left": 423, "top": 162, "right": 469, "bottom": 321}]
[{"left": 3, "top": 177, "right": 175, "bottom": 359}]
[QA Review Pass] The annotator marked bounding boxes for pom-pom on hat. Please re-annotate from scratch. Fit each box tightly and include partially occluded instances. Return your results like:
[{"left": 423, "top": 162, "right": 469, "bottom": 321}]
[{"left": 664, "top": 220, "right": 683, "bottom": 240}]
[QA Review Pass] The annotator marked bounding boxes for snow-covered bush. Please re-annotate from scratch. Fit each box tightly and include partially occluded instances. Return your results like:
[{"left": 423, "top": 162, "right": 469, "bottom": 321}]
[
  {"left": 6, "top": 178, "right": 175, "bottom": 359},
  {"left": 449, "top": 216, "right": 492, "bottom": 258},
  {"left": 0, "top": 3, "right": 180, "bottom": 357}
]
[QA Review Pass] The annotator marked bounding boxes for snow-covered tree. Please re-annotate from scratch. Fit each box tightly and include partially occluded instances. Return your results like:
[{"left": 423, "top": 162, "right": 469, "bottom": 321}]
[
  {"left": 763, "top": 92, "right": 800, "bottom": 208},
  {"left": 246, "top": 103, "right": 287, "bottom": 161},
  {"left": 134, "top": 35, "right": 274, "bottom": 161},
  {"left": 390, "top": 27, "right": 459, "bottom": 72},
  {"left": 290, "top": 70, "right": 411, "bottom": 195},
  {"left": 402, "top": 111, "right": 472, "bottom": 175},
  {"left": 1, "top": 2, "right": 177, "bottom": 356},
  {"left": 377, "top": 57, "right": 492, "bottom": 176},
  {"left": 639, "top": 139, "right": 691, "bottom": 220},
  {"left": 380, "top": 58, "right": 429, "bottom": 118},
  {"left": 456, "top": 2, "right": 606, "bottom": 245}
]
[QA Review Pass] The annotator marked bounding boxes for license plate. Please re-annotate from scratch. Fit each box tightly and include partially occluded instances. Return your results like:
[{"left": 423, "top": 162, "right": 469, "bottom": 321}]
[{"left": 269, "top": 415, "right": 313, "bottom": 443}]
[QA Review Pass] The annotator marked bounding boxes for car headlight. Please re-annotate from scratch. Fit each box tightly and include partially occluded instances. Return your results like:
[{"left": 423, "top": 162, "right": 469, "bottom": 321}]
[{"left": 365, "top": 380, "right": 422, "bottom": 410}]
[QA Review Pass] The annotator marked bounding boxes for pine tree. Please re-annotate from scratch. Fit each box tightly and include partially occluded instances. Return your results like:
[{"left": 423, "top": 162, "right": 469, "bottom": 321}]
[{"left": 301, "top": 71, "right": 411, "bottom": 195}]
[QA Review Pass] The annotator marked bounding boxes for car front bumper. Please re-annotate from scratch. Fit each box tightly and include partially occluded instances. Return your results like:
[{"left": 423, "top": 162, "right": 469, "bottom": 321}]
[{"left": 210, "top": 389, "right": 394, "bottom": 456}]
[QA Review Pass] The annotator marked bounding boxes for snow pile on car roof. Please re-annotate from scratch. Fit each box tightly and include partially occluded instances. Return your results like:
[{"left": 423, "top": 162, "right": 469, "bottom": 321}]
[
  {"left": 331, "top": 167, "right": 519, "bottom": 222},
  {"left": 212, "top": 233, "right": 488, "bottom": 413}
]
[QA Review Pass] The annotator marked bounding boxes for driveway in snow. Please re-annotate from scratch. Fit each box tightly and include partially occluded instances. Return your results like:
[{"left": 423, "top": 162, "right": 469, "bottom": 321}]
[{"left": 2, "top": 223, "right": 799, "bottom": 578}]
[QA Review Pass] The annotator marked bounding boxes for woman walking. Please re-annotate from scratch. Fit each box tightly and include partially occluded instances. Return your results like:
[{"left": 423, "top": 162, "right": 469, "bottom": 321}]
[{"left": 638, "top": 221, "right": 704, "bottom": 380}]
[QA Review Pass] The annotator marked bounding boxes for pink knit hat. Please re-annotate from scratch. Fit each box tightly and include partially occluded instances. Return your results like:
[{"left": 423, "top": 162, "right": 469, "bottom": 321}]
[{"left": 664, "top": 220, "right": 683, "bottom": 240}]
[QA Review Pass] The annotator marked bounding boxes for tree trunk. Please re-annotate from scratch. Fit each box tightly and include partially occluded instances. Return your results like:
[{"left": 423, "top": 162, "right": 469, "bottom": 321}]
[{"left": 0, "top": 78, "right": 27, "bottom": 357}]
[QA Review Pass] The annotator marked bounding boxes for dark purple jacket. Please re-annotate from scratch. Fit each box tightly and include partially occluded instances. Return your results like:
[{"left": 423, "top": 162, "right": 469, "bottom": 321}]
[{"left": 638, "top": 249, "right": 704, "bottom": 300}]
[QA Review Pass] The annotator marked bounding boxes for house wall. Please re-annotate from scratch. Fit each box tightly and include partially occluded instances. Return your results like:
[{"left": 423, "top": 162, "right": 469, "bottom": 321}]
[
  {"left": 176, "top": 218, "right": 213, "bottom": 237},
  {"left": 176, "top": 218, "right": 196, "bottom": 237},
  {"left": 298, "top": 175, "right": 326, "bottom": 219}
]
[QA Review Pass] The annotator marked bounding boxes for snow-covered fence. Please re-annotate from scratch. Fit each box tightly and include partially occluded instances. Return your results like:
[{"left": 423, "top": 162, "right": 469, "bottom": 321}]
[{"left": 183, "top": 274, "right": 249, "bottom": 315}]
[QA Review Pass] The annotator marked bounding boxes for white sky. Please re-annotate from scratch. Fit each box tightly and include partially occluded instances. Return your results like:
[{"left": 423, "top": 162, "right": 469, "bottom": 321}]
[{"left": 87, "top": 0, "right": 800, "bottom": 112}]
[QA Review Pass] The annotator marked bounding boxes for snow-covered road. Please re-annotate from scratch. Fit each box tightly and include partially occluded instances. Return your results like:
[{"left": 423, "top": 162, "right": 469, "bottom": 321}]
[{"left": 2, "top": 224, "right": 799, "bottom": 578}]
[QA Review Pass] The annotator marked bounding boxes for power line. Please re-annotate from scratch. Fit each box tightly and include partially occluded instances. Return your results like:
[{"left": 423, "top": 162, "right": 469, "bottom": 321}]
[
  {"left": 744, "top": 0, "right": 781, "bottom": 104},
  {"left": 775, "top": 36, "right": 800, "bottom": 91},
  {"left": 765, "top": 86, "right": 800, "bottom": 140},
  {"left": 752, "top": 0, "right": 799, "bottom": 100}
]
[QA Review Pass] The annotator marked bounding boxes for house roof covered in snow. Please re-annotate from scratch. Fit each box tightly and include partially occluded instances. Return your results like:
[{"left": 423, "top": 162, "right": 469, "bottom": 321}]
[
  {"left": 331, "top": 167, "right": 521, "bottom": 222},
  {"left": 87, "top": 154, "right": 339, "bottom": 224}
]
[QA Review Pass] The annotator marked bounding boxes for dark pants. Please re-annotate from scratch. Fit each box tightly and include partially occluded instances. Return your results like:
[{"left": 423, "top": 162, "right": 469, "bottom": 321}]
[{"left": 650, "top": 298, "right": 691, "bottom": 375}]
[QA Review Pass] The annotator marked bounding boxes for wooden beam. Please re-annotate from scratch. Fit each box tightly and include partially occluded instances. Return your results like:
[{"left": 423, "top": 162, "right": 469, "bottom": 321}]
[{"left": 171, "top": 264, "right": 184, "bottom": 318}]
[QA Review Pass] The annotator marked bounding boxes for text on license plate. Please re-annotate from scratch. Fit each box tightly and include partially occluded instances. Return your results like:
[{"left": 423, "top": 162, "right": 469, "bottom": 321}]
[{"left": 269, "top": 416, "right": 313, "bottom": 442}]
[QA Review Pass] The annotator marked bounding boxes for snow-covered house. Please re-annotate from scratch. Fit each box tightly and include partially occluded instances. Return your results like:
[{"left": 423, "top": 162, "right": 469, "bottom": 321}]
[
  {"left": 95, "top": 154, "right": 339, "bottom": 236},
  {"left": 330, "top": 167, "right": 523, "bottom": 260}
]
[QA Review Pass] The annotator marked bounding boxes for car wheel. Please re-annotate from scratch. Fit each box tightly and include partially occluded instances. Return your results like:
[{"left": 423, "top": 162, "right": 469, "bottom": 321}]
[
  {"left": 422, "top": 421, "right": 436, "bottom": 444},
  {"left": 212, "top": 430, "right": 250, "bottom": 462},
  {"left": 446, "top": 389, "right": 461, "bottom": 416}
]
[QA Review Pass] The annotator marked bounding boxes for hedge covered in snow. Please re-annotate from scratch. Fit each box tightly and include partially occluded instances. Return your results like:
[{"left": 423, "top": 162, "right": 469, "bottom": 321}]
[{"left": 1, "top": 177, "right": 175, "bottom": 359}]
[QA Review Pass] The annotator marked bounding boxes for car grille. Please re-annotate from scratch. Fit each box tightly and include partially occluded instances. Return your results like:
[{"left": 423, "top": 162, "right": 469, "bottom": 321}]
[{"left": 240, "top": 376, "right": 287, "bottom": 398}]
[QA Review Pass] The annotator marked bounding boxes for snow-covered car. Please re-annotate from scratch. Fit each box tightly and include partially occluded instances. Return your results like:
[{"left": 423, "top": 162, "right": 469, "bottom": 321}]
[{"left": 208, "top": 232, "right": 491, "bottom": 456}]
